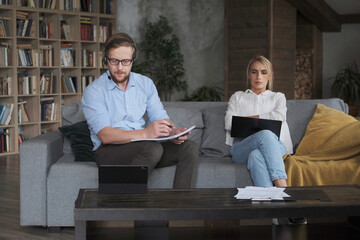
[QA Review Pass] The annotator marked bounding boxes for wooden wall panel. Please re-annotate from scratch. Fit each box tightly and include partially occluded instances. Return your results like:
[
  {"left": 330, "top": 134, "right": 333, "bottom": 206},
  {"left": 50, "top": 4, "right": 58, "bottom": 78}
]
[
  {"left": 224, "top": 0, "right": 269, "bottom": 100},
  {"left": 225, "top": 0, "right": 296, "bottom": 100},
  {"left": 270, "top": 0, "right": 296, "bottom": 99}
]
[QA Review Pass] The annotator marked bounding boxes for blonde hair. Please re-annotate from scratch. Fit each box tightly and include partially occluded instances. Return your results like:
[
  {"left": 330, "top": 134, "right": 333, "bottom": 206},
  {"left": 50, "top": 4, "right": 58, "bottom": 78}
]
[{"left": 246, "top": 55, "right": 274, "bottom": 91}]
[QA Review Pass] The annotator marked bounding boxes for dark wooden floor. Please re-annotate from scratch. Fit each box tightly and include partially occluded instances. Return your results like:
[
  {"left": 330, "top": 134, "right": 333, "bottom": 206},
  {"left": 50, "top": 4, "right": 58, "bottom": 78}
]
[
  {"left": 0, "top": 154, "right": 74, "bottom": 240},
  {"left": 1, "top": 154, "right": 360, "bottom": 240}
]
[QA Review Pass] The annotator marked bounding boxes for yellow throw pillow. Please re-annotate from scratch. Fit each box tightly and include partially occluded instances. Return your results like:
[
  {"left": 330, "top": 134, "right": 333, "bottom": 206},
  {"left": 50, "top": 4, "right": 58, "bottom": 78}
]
[{"left": 295, "top": 104, "right": 357, "bottom": 155}]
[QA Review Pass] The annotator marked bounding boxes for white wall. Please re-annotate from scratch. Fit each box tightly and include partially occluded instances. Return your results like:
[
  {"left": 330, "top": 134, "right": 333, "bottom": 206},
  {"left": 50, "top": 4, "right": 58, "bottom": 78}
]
[{"left": 322, "top": 24, "right": 360, "bottom": 100}]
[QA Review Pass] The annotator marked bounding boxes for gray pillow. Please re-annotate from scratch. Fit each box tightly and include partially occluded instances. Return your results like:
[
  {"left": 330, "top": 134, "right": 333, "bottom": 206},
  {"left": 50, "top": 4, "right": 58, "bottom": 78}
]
[
  {"left": 200, "top": 105, "right": 230, "bottom": 157},
  {"left": 62, "top": 102, "right": 86, "bottom": 125}
]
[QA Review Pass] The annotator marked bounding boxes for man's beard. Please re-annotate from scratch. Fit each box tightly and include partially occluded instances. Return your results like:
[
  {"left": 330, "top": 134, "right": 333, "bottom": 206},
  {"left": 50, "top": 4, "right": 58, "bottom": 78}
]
[{"left": 110, "top": 71, "right": 130, "bottom": 84}]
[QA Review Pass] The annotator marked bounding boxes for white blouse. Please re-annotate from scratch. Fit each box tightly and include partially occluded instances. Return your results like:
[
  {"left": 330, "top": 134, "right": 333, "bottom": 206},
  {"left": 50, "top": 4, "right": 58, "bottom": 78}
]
[{"left": 224, "top": 89, "right": 293, "bottom": 154}]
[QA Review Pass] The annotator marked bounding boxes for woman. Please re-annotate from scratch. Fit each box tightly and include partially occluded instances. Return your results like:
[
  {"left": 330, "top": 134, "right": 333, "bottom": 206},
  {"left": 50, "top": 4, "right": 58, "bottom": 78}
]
[{"left": 224, "top": 55, "right": 293, "bottom": 188}]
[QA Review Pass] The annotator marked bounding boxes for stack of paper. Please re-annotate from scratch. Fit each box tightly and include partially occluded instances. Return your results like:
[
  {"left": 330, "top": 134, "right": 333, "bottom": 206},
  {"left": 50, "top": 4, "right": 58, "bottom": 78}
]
[{"left": 234, "top": 186, "right": 290, "bottom": 200}]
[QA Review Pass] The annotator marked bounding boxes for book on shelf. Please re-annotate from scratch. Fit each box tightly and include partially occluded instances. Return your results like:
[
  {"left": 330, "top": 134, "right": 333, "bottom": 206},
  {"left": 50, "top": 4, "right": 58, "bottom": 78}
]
[
  {"left": 17, "top": 45, "right": 37, "bottom": 67},
  {"left": 40, "top": 72, "right": 57, "bottom": 94},
  {"left": 17, "top": 0, "right": 35, "bottom": 8},
  {"left": 99, "top": 22, "right": 113, "bottom": 42},
  {"left": 60, "top": 20, "right": 71, "bottom": 40},
  {"left": 18, "top": 126, "right": 26, "bottom": 145},
  {"left": 39, "top": 45, "right": 53, "bottom": 66},
  {"left": 40, "top": 97, "right": 57, "bottom": 121},
  {"left": 60, "top": 44, "right": 75, "bottom": 67},
  {"left": 0, "top": 103, "right": 14, "bottom": 125},
  {"left": 62, "top": 76, "right": 77, "bottom": 93},
  {"left": 81, "top": 75, "right": 94, "bottom": 92},
  {"left": 0, "top": 128, "right": 9, "bottom": 153},
  {"left": 0, "top": 17, "right": 11, "bottom": 37},
  {"left": 80, "top": 17, "right": 94, "bottom": 41},
  {"left": 0, "top": 0, "right": 11, "bottom": 5},
  {"left": 18, "top": 73, "right": 36, "bottom": 95},
  {"left": 16, "top": 13, "right": 33, "bottom": 37},
  {"left": 18, "top": 100, "right": 30, "bottom": 123},
  {"left": 0, "top": 76, "right": 12, "bottom": 95},
  {"left": 0, "top": 42, "right": 11, "bottom": 67},
  {"left": 82, "top": 49, "right": 96, "bottom": 67}
]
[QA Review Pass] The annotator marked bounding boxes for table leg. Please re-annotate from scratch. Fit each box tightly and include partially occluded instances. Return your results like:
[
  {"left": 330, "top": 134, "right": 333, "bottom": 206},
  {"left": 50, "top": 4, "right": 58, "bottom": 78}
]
[
  {"left": 75, "top": 220, "right": 86, "bottom": 240},
  {"left": 272, "top": 224, "right": 307, "bottom": 240}
]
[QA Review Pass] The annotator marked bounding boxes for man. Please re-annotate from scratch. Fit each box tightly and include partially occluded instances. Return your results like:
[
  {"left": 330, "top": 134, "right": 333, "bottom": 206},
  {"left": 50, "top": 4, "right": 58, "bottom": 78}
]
[{"left": 81, "top": 33, "right": 198, "bottom": 189}]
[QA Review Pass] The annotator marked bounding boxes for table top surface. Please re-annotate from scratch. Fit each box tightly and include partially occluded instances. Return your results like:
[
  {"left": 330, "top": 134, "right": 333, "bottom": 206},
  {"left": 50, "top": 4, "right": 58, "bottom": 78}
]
[{"left": 75, "top": 185, "right": 360, "bottom": 211}]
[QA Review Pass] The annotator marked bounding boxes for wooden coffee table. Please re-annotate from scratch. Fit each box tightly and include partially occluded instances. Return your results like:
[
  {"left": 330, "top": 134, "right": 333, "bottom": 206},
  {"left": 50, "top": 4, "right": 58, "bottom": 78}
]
[{"left": 74, "top": 185, "right": 360, "bottom": 240}]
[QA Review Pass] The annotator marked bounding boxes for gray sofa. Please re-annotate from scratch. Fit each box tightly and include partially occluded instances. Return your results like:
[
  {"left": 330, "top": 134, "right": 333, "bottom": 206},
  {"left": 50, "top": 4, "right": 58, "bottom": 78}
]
[{"left": 20, "top": 98, "right": 348, "bottom": 227}]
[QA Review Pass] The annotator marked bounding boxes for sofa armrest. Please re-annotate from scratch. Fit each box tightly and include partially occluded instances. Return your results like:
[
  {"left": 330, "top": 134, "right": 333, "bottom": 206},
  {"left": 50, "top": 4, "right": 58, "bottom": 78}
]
[{"left": 20, "top": 131, "right": 64, "bottom": 226}]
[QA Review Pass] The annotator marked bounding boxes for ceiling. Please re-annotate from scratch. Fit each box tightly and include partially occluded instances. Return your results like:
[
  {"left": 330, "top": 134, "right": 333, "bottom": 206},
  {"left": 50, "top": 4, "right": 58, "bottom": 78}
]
[
  {"left": 286, "top": 0, "right": 360, "bottom": 32},
  {"left": 325, "top": 0, "right": 360, "bottom": 15}
]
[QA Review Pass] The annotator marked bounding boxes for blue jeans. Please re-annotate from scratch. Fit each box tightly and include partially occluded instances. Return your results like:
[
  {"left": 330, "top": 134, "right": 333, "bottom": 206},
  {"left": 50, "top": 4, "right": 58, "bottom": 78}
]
[{"left": 230, "top": 130, "right": 287, "bottom": 187}]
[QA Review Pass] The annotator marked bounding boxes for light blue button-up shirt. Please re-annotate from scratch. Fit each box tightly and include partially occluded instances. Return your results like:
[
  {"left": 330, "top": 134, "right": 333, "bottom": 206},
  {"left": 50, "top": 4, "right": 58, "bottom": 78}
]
[{"left": 81, "top": 71, "right": 169, "bottom": 150}]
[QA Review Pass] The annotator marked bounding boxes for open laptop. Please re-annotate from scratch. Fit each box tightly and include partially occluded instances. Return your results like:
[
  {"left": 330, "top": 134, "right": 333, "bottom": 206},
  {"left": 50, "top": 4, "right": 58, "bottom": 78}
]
[
  {"left": 231, "top": 116, "right": 282, "bottom": 139},
  {"left": 98, "top": 165, "right": 148, "bottom": 194}
]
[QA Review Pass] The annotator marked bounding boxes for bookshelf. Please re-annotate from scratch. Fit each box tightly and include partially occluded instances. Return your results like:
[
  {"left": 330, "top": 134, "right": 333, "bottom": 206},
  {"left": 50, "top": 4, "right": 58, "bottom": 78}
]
[{"left": 0, "top": 0, "right": 116, "bottom": 156}]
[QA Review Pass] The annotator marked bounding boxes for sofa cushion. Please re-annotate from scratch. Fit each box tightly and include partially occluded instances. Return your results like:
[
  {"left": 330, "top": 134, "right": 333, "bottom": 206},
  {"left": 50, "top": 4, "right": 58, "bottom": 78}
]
[
  {"left": 200, "top": 105, "right": 230, "bottom": 157},
  {"left": 165, "top": 106, "right": 204, "bottom": 147},
  {"left": 286, "top": 98, "right": 347, "bottom": 152},
  {"left": 295, "top": 103, "right": 358, "bottom": 155},
  {"left": 58, "top": 121, "right": 95, "bottom": 162},
  {"left": 62, "top": 102, "right": 86, "bottom": 126}
]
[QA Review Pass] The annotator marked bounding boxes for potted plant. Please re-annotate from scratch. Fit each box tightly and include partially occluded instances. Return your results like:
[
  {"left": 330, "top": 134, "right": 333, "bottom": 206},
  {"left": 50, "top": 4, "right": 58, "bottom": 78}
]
[
  {"left": 182, "top": 84, "right": 223, "bottom": 102},
  {"left": 331, "top": 62, "right": 360, "bottom": 116},
  {"left": 132, "top": 16, "right": 187, "bottom": 101}
]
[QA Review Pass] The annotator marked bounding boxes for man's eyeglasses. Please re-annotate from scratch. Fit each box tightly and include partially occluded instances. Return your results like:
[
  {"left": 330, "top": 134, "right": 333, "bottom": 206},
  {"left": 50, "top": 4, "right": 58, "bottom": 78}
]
[{"left": 107, "top": 58, "right": 133, "bottom": 66}]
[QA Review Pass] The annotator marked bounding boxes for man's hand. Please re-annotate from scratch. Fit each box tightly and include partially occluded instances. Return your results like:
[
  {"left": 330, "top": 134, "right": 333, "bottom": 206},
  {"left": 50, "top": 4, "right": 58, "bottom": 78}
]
[
  {"left": 145, "top": 119, "right": 173, "bottom": 139},
  {"left": 169, "top": 127, "right": 190, "bottom": 144}
]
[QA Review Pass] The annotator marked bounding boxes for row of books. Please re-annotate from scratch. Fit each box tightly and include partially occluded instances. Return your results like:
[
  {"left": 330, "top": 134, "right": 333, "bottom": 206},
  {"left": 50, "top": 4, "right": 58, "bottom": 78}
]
[
  {"left": 0, "top": 42, "right": 11, "bottom": 66},
  {"left": 81, "top": 75, "right": 94, "bottom": 92},
  {"left": 81, "top": 49, "right": 96, "bottom": 67},
  {"left": 39, "top": 44, "right": 53, "bottom": 66},
  {"left": 39, "top": 0, "right": 57, "bottom": 9},
  {"left": 18, "top": 100, "right": 30, "bottom": 123},
  {"left": 40, "top": 97, "right": 57, "bottom": 121},
  {"left": 80, "top": 17, "right": 95, "bottom": 41},
  {"left": 16, "top": 0, "right": 36, "bottom": 8},
  {"left": 0, "top": 18, "right": 10, "bottom": 37},
  {"left": 17, "top": 44, "right": 52, "bottom": 67},
  {"left": 99, "top": 22, "right": 112, "bottom": 43},
  {"left": 80, "top": 0, "right": 92, "bottom": 12},
  {"left": 0, "top": 76, "right": 11, "bottom": 95},
  {"left": 0, "top": 0, "right": 11, "bottom": 5},
  {"left": 18, "top": 73, "right": 36, "bottom": 95},
  {"left": 17, "top": 47, "right": 36, "bottom": 67},
  {"left": 16, "top": 11, "right": 33, "bottom": 37},
  {"left": 61, "top": 44, "right": 75, "bottom": 67},
  {"left": 39, "top": 19, "right": 54, "bottom": 39},
  {"left": 60, "top": 0, "right": 80, "bottom": 12},
  {"left": 0, "top": 128, "right": 9, "bottom": 153},
  {"left": 40, "top": 72, "right": 57, "bottom": 94},
  {"left": 0, "top": 103, "right": 14, "bottom": 126}
]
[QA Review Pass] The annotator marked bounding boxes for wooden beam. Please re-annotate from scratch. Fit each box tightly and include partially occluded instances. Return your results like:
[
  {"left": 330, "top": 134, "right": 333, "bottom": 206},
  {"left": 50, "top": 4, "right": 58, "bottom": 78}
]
[
  {"left": 286, "top": 0, "right": 341, "bottom": 32},
  {"left": 339, "top": 14, "right": 360, "bottom": 24}
]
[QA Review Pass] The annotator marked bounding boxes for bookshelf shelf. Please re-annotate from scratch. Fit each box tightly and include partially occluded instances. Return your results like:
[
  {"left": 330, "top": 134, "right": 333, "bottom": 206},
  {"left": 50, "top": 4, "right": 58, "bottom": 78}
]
[{"left": 0, "top": 0, "right": 116, "bottom": 155}]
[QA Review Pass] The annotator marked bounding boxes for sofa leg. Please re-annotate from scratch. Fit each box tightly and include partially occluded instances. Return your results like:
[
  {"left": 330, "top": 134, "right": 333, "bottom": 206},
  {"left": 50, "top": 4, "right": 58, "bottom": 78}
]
[{"left": 48, "top": 227, "right": 61, "bottom": 233}]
